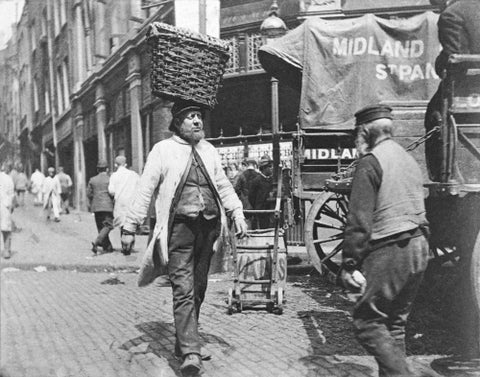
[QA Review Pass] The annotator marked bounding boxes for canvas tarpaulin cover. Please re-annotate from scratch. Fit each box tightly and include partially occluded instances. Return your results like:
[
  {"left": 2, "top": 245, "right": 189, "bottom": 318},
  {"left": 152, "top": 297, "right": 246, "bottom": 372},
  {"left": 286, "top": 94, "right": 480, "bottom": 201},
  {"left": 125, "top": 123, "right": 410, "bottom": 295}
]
[{"left": 258, "top": 12, "right": 441, "bottom": 130}]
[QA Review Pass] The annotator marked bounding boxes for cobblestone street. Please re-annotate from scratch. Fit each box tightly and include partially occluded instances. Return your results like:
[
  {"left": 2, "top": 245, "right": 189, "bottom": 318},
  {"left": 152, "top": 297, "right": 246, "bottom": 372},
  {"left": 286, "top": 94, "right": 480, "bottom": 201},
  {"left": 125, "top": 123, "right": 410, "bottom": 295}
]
[{"left": 0, "top": 201, "right": 476, "bottom": 377}]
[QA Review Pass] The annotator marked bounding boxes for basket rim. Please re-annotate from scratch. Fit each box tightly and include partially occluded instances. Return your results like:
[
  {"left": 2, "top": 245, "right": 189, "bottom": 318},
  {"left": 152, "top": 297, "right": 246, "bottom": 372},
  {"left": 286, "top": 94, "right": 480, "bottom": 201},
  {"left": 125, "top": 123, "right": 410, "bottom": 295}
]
[{"left": 147, "top": 22, "right": 230, "bottom": 52}]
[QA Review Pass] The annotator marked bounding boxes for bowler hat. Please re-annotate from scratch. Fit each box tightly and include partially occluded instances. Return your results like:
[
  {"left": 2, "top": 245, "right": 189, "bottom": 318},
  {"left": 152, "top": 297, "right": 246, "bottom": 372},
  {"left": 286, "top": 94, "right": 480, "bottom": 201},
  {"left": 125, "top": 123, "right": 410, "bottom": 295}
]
[
  {"left": 258, "top": 155, "right": 273, "bottom": 167},
  {"left": 354, "top": 104, "right": 393, "bottom": 126},
  {"left": 169, "top": 100, "right": 205, "bottom": 131},
  {"left": 97, "top": 159, "right": 108, "bottom": 169}
]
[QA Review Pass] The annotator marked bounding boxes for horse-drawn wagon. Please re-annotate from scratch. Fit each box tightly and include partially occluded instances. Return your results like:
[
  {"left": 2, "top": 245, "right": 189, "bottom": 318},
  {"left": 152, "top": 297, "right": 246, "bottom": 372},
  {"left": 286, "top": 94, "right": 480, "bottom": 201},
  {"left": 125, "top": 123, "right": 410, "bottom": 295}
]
[{"left": 258, "top": 12, "right": 480, "bottom": 351}]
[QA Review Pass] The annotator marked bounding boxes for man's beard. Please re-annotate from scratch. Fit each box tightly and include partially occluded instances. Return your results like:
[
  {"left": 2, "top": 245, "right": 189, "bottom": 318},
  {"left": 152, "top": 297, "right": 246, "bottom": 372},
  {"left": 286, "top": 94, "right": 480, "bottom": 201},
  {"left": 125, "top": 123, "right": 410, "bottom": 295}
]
[{"left": 178, "top": 125, "right": 205, "bottom": 144}]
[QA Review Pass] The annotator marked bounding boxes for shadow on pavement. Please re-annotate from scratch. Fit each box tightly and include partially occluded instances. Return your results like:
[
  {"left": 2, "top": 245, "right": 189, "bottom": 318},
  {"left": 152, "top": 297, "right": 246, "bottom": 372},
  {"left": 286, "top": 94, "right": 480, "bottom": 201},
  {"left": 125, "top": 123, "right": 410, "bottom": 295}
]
[{"left": 119, "top": 321, "right": 232, "bottom": 376}]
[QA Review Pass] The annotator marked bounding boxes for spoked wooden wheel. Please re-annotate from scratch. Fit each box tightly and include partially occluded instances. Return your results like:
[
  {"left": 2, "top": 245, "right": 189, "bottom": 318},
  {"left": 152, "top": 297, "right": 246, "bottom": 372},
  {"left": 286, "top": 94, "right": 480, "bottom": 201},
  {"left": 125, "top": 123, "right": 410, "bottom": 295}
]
[{"left": 305, "top": 192, "right": 349, "bottom": 275}]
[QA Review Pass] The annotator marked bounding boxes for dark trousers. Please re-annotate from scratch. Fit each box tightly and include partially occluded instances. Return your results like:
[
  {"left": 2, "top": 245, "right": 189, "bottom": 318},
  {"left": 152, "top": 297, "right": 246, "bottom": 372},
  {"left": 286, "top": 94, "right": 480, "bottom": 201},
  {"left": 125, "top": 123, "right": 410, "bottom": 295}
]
[
  {"left": 94, "top": 211, "right": 114, "bottom": 249},
  {"left": 425, "top": 88, "right": 443, "bottom": 182},
  {"left": 167, "top": 215, "right": 219, "bottom": 357},
  {"left": 353, "top": 235, "right": 429, "bottom": 377}
]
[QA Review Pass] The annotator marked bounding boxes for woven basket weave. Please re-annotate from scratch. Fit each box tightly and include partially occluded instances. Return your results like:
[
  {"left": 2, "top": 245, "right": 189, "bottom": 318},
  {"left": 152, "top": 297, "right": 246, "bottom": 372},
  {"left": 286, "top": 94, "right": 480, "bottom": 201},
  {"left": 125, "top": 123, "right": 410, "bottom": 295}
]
[{"left": 147, "top": 22, "right": 230, "bottom": 109}]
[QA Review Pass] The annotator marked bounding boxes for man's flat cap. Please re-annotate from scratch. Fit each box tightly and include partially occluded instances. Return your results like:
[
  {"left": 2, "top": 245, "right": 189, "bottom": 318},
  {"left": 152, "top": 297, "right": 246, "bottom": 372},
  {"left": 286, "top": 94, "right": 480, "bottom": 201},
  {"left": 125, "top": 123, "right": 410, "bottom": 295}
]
[
  {"left": 354, "top": 104, "right": 393, "bottom": 126},
  {"left": 259, "top": 155, "right": 273, "bottom": 167},
  {"left": 169, "top": 100, "right": 205, "bottom": 131},
  {"left": 171, "top": 100, "right": 204, "bottom": 118}
]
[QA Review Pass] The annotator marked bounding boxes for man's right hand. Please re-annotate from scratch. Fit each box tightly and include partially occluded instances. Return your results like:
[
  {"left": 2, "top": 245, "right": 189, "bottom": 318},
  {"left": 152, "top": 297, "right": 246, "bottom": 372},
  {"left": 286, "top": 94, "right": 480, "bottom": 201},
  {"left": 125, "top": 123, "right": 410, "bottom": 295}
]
[{"left": 121, "top": 234, "right": 135, "bottom": 255}]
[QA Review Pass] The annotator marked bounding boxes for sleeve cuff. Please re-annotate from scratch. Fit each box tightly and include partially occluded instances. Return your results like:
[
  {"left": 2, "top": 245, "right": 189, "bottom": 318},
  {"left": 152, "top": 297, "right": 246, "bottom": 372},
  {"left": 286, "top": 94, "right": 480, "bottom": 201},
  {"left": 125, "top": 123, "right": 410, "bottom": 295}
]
[
  {"left": 121, "top": 224, "right": 137, "bottom": 235},
  {"left": 231, "top": 208, "right": 245, "bottom": 221}
]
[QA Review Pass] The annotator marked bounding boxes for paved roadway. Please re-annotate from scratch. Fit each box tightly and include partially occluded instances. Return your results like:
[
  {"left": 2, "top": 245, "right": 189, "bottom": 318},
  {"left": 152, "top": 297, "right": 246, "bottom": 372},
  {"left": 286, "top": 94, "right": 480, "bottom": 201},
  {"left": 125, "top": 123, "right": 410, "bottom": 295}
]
[{"left": 0, "top": 197, "right": 474, "bottom": 377}]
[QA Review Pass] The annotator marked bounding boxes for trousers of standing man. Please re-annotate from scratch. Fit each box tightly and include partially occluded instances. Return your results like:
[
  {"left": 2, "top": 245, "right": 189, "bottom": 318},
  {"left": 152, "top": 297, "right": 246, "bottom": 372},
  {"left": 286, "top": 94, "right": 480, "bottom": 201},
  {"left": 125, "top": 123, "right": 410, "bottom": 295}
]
[
  {"left": 94, "top": 211, "right": 114, "bottom": 250},
  {"left": 353, "top": 234, "right": 430, "bottom": 377},
  {"left": 168, "top": 214, "right": 219, "bottom": 355}
]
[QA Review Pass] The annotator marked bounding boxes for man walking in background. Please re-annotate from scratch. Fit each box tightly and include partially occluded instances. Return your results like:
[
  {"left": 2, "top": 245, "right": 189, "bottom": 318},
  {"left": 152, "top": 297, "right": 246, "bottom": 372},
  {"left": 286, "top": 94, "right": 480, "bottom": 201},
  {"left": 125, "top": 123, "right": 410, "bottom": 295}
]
[
  {"left": 13, "top": 163, "right": 29, "bottom": 207},
  {"left": 87, "top": 160, "right": 114, "bottom": 255},
  {"left": 0, "top": 162, "right": 15, "bottom": 259},
  {"left": 108, "top": 156, "right": 140, "bottom": 236},
  {"left": 339, "top": 105, "right": 430, "bottom": 376},
  {"left": 56, "top": 167, "right": 73, "bottom": 214},
  {"left": 30, "top": 168, "right": 45, "bottom": 206},
  {"left": 56, "top": 166, "right": 73, "bottom": 214},
  {"left": 42, "top": 167, "right": 62, "bottom": 222}
]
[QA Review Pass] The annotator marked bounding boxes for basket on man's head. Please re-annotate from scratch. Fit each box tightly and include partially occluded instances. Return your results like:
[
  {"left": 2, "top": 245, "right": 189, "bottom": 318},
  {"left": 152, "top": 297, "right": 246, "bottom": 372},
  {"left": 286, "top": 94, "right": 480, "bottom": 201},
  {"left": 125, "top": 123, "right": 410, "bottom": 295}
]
[{"left": 147, "top": 22, "right": 230, "bottom": 109}]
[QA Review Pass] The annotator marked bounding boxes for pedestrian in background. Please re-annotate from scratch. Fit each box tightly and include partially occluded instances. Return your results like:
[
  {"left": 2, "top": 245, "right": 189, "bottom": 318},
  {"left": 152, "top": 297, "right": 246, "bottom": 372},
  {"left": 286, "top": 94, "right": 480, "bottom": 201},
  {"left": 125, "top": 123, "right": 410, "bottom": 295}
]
[
  {"left": 121, "top": 100, "right": 247, "bottom": 376},
  {"left": 339, "top": 105, "right": 429, "bottom": 377},
  {"left": 108, "top": 156, "right": 139, "bottom": 248},
  {"left": 234, "top": 158, "right": 260, "bottom": 210},
  {"left": 87, "top": 160, "right": 114, "bottom": 255},
  {"left": 42, "top": 167, "right": 62, "bottom": 222},
  {"left": 14, "top": 163, "right": 29, "bottom": 207},
  {"left": 0, "top": 162, "right": 15, "bottom": 259},
  {"left": 30, "top": 168, "right": 45, "bottom": 206},
  {"left": 56, "top": 166, "right": 73, "bottom": 214},
  {"left": 249, "top": 155, "right": 274, "bottom": 229}
]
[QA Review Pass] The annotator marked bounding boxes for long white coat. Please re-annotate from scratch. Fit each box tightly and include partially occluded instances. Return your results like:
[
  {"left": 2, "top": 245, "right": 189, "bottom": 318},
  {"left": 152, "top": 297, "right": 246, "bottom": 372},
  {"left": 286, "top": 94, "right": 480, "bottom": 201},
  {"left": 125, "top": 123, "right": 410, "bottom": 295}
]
[
  {"left": 0, "top": 172, "right": 15, "bottom": 232},
  {"left": 108, "top": 166, "right": 140, "bottom": 227},
  {"left": 42, "top": 176, "right": 62, "bottom": 215},
  {"left": 124, "top": 135, "right": 244, "bottom": 286}
]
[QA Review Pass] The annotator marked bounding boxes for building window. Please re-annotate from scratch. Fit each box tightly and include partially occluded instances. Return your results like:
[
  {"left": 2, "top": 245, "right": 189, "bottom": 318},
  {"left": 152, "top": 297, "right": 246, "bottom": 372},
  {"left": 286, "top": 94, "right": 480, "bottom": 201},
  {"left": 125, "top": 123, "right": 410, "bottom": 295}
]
[
  {"left": 33, "top": 79, "right": 39, "bottom": 112},
  {"left": 30, "top": 21, "right": 36, "bottom": 50},
  {"left": 41, "top": 10, "right": 47, "bottom": 37},
  {"left": 59, "top": 0, "right": 67, "bottom": 26},
  {"left": 56, "top": 66, "right": 64, "bottom": 113},
  {"left": 45, "top": 87, "right": 50, "bottom": 114},
  {"left": 53, "top": 0, "right": 60, "bottom": 35},
  {"left": 224, "top": 36, "right": 239, "bottom": 75},
  {"left": 246, "top": 33, "right": 263, "bottom": 71},
  {"left": 61, "top": 59, "right": 70, "bottom": 108}
]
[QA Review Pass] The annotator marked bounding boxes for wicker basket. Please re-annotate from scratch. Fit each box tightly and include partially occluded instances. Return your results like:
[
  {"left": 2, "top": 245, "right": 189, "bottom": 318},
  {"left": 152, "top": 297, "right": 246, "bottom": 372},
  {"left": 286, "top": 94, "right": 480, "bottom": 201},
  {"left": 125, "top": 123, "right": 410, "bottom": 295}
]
[{"left": 147, "top": 22, "right": 230, "bottom": 109}]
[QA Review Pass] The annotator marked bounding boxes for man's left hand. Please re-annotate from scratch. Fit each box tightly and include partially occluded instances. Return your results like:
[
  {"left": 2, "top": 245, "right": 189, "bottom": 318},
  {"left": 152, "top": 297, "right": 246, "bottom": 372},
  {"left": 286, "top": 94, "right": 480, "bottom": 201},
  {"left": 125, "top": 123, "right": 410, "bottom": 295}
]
[
  {"left": 234, "top": 217, "right": 248, "bottom": 239},
  {"left": 338, "top": 269, "right": 366, "bottom": 294}
]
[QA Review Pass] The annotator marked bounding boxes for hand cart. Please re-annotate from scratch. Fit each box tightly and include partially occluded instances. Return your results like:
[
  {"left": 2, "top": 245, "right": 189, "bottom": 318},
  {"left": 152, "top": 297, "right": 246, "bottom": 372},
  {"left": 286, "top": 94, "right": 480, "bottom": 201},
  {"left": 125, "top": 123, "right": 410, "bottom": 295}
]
[{"left": 227, "top": 170, "right": 286, "bottom": 314}]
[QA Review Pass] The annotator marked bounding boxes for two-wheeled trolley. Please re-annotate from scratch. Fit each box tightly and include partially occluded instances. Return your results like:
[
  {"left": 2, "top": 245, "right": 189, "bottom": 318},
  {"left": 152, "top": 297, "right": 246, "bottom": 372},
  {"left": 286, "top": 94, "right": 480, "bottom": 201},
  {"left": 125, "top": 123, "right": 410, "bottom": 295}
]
[{"left": 227, "top": 170, "right": 287, "bottom": 314}]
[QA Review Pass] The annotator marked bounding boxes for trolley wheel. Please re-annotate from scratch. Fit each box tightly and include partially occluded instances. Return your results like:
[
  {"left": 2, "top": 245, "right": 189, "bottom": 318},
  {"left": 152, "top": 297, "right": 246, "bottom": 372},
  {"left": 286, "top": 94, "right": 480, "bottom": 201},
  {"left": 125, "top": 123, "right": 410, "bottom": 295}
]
[
  {"left": 305, "top": 192, "right": 348, "bottom": 275},
  {"left": 227, "top": 288, "right": 234, "bottom": 315},
  {"left": 471, "top": 232, "right": 480, "bottom": 351},
  {"left": 276, "top": 287, "right": 284, "bottom": 315}
]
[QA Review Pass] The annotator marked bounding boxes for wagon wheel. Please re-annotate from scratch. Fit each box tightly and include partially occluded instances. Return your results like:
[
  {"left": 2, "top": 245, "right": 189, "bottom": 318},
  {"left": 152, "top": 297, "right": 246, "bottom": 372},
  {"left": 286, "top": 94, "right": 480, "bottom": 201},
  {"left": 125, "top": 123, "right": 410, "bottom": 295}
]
[
  {"left": 305, "top": 192, "right": 349, "bottom": 275},
  {"left": 471, "top": 231, "right": 480, "bottom": 352}
]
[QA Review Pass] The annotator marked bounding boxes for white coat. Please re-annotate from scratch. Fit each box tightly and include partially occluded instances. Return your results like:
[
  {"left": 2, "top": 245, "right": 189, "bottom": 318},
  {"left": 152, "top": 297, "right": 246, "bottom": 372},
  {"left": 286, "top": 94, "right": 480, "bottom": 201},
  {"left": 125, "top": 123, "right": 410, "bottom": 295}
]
[
  {"left": 124, "top": 135, "right": 244, "bottom": 286},
  {"left": 42, "top": 176, "right": 62, "bottom": 213},
  {"left": 108, "top": 166, "right": 140, "bottom": 227},
  {"left": 0, "top": 172, "right": 15, "bottom": 232}
]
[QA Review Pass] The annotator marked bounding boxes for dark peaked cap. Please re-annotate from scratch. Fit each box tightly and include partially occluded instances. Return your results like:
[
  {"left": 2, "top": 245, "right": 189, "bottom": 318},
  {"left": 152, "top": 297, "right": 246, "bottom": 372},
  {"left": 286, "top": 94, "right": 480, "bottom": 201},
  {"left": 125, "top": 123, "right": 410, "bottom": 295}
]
[
  {"left": 354, "top": 104, "right": 393, "bottom": 126},
  {"left": 169, "top": 100, "right": 205, "bottom": 131}
]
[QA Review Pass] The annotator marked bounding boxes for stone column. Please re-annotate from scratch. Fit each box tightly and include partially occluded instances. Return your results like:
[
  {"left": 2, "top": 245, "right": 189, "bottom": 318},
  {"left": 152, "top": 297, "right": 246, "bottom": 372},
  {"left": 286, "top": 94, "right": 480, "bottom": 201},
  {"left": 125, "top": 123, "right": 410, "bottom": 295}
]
[
  {"left": 73, "top": 0, "right": 86, "bottom": 90},
  {"left": 73, "top": 100, "right": 87, "bottom": 210},
  {"left": 94, "top": 83, "right": 107, "bottom": 163},
  {"left": 127, "top": 53, "right": 144, "bottom": 173}
]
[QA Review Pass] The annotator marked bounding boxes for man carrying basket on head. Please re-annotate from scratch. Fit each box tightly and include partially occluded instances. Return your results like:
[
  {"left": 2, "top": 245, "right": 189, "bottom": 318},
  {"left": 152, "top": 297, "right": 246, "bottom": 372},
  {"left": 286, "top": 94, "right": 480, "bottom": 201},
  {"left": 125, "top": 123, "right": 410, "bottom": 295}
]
[{"left": 121, "top": 100, "right": 248, "bottom": 376}]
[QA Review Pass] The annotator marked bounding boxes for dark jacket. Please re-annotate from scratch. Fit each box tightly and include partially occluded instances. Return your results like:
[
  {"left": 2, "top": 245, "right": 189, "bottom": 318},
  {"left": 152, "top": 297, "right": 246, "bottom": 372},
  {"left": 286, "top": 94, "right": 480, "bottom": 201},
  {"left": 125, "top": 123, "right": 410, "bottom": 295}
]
[
  {"left": 249, "top": 174, "right": 273, "bottom": 210},
  {"left": 87, "top": 172, "right": 114, "bottom": 212},
  {"left": 435, "top": 0, "right": 480, "bottom": 75},
  {"left": 234, "top": 168, "right": 261, "bottom": 210}
]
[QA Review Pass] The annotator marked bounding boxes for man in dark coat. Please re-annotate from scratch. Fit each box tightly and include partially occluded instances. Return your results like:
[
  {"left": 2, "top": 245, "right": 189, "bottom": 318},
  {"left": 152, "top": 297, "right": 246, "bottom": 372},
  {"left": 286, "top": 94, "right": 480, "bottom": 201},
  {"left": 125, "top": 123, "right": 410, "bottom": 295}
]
[
  {"left": 425, "top": 0, "right": 480, "bottom": 181},
  {"left": 249, "top": 155, "right": 274, "bottom": 229},
  {"left": 234, "top": 158, "right": 260, "bottom": 210},
  {"left": 87, "top": 160, "right": 114, "bottom": 255},
  {"left": 339, "top": 105, "right": 430, "bottom": 376}
]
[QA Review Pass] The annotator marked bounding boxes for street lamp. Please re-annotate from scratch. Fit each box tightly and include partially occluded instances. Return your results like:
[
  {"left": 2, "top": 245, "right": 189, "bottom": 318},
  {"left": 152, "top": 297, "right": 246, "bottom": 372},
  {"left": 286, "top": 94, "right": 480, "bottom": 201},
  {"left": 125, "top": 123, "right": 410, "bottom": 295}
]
[{"left": 260, "top": 0, "right": 287, "bottom": 181}]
